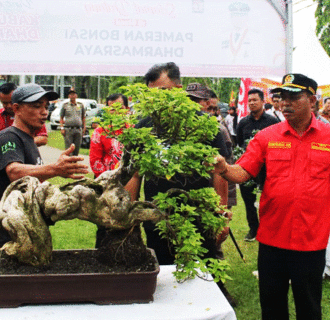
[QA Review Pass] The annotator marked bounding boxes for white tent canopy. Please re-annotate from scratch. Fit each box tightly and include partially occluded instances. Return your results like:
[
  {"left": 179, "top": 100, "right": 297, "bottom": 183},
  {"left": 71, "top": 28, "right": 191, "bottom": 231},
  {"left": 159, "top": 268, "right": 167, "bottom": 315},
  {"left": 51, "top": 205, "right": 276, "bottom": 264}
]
[{"left": 292, "top": 1, "right": 330, "bottom": 86}]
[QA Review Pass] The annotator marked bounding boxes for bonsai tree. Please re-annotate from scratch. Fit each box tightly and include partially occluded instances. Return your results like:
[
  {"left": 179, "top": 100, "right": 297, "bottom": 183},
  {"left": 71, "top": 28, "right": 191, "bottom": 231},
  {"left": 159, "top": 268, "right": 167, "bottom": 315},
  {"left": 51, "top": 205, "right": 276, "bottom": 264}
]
[
  {"left": 99, "top": 83, "right": 231, "bottom": 282},
  {"left": 0, "top": 84, "right": 231, "bottom": 284}
]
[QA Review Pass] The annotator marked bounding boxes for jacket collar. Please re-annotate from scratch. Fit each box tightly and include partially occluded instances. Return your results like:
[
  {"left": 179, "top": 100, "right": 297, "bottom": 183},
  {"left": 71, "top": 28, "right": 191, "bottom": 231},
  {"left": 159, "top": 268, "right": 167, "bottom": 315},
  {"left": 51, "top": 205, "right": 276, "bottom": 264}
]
[{"left": 281, "top": 113, "right": 320, "bottom": 136}]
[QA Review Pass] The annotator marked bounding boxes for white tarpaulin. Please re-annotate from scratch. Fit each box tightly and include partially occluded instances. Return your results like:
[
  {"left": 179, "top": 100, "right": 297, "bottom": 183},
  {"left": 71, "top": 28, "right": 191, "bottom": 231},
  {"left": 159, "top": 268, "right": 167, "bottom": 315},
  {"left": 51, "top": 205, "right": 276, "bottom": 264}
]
[
  {"left": 0, "top": 0, "right": 286, "bottom": 77},
  {"left": 292, "top": 0, "right": 330, "bottom": 86}
]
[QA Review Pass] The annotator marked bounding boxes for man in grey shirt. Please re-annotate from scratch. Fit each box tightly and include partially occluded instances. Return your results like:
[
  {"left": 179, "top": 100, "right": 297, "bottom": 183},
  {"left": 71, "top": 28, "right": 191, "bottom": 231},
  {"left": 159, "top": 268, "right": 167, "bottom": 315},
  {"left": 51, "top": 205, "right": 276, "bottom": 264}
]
[{"left": 60, "top": 88, "right": 86, "bottom": 156}]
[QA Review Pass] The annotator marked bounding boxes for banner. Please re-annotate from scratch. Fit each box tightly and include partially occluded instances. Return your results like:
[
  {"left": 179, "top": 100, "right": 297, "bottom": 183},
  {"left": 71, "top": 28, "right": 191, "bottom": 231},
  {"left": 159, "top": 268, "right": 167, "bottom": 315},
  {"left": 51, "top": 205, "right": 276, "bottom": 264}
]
[
  {"left": 237, "top": 78, "right": 251, "bottom": 121},
  {"left": 317, "top": 85, "right": 330, "bottom": 109},
  {"left": 0, "top": 0, "right": 286, "bottom": 77}
]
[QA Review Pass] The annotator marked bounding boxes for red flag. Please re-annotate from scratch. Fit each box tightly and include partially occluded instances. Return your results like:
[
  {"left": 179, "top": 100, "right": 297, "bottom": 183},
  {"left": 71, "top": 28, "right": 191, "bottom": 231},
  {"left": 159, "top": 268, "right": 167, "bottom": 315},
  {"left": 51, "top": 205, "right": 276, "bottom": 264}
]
[{"left": 237, "top": 78, "right": 251, "bottom": 122}]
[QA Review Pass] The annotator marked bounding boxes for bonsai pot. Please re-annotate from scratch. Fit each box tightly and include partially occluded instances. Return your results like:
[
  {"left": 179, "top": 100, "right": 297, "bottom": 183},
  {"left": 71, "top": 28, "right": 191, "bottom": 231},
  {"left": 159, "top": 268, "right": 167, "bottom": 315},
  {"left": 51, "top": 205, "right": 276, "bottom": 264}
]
[{"left": 0, "top": 249, "right": 159, "bottom": 308}]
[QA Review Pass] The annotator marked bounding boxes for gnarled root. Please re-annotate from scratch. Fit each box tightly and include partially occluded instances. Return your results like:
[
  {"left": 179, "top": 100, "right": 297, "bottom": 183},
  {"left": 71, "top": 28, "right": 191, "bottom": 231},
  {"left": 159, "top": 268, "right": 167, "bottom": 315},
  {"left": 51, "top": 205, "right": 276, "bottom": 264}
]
[
  {"left": 0, "top": 170, "right": 165, "bottom": 267},
  {"left": 0, "top": 178, "right": 52, "bottom": 266}
]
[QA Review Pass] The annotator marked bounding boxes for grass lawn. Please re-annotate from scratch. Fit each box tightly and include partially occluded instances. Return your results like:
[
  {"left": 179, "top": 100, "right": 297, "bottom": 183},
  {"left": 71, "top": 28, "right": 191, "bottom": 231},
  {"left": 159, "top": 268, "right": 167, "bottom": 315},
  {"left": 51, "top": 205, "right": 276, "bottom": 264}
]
[
  {"left": 47, "top": 128, "right": 91, "bottom": 156},
  {"left": 48, "top": 175, "right": 97, "bottom": 249},
  {"left": 48, "top": 176, "right": 330, "bottom": 320}
]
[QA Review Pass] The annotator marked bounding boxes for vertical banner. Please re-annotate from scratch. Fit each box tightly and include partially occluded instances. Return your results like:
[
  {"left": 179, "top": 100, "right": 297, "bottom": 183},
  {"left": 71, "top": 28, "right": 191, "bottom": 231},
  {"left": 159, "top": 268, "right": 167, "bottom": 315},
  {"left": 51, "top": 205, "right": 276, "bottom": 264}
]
[{"left": 237, "top": 78, "right": 251, "bottom": 121}]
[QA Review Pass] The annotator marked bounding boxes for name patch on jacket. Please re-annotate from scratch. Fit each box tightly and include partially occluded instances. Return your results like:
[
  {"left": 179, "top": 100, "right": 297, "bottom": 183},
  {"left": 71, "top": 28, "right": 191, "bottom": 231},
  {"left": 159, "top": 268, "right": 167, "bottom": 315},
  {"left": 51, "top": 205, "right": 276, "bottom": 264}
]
[
  {"left": 268, "top": 141, "right": 291, "bottom": 149},
  {"left": 311, "top": 142, "right": 330, "bottom": 152}
]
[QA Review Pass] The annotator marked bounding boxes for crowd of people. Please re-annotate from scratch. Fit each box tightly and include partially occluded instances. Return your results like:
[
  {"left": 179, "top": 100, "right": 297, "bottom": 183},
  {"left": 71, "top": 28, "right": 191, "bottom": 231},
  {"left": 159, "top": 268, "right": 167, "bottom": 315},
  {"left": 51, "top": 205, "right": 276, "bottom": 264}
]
[{"left": 1, "top": 64, "right": 330, "bottom": 319}]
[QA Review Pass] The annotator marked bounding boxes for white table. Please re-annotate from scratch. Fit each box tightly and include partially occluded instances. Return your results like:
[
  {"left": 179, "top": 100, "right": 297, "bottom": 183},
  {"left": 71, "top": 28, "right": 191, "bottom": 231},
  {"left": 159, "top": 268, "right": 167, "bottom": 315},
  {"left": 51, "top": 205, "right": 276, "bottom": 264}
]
[{"left": 0, "top": 265, "right": 237, "bottom": 320}]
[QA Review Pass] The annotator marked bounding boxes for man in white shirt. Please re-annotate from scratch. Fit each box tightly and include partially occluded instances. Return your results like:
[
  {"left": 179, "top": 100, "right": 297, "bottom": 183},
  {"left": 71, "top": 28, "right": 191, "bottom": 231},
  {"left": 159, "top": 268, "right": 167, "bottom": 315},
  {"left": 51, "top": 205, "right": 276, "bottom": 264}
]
[
  {"left": 225, "top": 106, "right": 237, "bottom": 146},
  {"left": 266, "top": 94, "right": 285, "bottom": 121}
]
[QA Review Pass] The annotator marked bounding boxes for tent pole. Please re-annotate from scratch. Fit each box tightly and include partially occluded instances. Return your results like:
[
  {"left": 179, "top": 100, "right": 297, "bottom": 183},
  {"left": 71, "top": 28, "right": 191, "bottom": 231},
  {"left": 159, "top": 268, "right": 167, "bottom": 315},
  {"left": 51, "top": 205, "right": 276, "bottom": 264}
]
[{"left": 286, "top": 0, "right": 293, "bottom": 73}]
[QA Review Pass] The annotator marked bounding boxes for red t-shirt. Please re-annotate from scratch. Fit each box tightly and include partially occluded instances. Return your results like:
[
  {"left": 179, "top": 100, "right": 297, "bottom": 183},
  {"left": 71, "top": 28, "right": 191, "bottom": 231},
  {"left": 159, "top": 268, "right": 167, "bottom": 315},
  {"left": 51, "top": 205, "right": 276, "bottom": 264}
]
[
  {"left": 0, "top": 108, "right": 48, "bottom": 136},
  {"left": 237, "top": 114, "right": 330, "bottom": 251},
  {"left": 89, "top": 124, "right": 129, "bottom": 178}
]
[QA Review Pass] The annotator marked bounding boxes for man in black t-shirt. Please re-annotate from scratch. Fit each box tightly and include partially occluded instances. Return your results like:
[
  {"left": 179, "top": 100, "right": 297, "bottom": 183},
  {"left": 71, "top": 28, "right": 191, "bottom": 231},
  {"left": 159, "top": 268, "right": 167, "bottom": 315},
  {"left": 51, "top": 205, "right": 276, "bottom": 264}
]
[
  {"left": 236, "top": 88, "right": 279, "bottom": 242},
  {"left": 0, "top": 83, "right": 89, "bottom": 245},
  {"left": 0, "top": 127, "right": 42, "bottom": 198}
]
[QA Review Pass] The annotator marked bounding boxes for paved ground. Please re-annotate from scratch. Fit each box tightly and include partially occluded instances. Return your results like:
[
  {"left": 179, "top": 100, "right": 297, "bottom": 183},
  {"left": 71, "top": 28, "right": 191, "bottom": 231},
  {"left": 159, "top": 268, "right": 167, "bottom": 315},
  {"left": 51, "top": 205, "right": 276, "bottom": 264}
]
[{"left": 38, "top": 145, "right": 91, "bottom": 172}]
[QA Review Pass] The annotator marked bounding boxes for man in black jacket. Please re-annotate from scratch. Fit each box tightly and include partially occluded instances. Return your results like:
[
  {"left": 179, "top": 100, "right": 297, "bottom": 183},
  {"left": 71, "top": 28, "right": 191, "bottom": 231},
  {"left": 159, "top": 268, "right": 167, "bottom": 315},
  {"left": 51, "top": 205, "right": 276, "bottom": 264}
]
[
  {"left": 125, "top": 62, "right": 235, "bottom": 306},
  {"left": 237, "top": 88, "right": 279, "bottom": 241}
]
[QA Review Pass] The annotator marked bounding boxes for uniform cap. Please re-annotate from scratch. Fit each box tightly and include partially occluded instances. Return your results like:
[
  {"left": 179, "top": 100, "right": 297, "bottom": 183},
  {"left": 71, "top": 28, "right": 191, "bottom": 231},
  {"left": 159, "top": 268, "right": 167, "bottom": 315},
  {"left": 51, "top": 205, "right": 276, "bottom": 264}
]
[{"left": 271, "top": 73, "right": 317, "bottom": 95}]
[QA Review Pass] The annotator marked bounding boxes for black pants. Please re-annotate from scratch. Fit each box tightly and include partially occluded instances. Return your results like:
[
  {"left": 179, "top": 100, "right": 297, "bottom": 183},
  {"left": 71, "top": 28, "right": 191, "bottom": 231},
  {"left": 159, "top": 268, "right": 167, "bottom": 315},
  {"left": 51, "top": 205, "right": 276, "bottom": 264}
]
[
  {"left": 239, "top": 182, "right": 259, "bottom": 234},
  {"left": 144, "top": 221, "right": 220, "bottom": 265},
  {"left": 144, "top": 223, "right": 231, "bottom": 300},
  {"left": 145, "top": 225, "right": 175, "bottom": 265},
  {"left": 258, "top": 243, "right": 325, "bottom": 320}
]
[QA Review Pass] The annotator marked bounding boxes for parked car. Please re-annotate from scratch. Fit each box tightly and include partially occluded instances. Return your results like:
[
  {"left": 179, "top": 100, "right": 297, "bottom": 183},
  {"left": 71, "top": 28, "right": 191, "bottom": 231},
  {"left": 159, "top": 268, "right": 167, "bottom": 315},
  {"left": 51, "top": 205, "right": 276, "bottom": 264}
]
[
  {"left": 50, "top": 99, "right": 101, "bottom": 130},
  {"left": 91, "top": 105, "right": 106, "bottom": 129},
  {"left": 47, "top": 101, "right": 62, "bottom": 121}
]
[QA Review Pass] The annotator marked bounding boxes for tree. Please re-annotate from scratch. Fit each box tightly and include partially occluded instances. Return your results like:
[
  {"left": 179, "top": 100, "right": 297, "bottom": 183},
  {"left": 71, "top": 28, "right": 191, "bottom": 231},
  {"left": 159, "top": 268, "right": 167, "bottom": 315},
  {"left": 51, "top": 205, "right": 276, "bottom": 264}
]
[
  {"left": 0, "top": 84, "right": 231, "bottom": 283},
  {"left": 315, "top": 0, "right": 330, "bottom": 56},
  {"left": 115, "top": 84, "right": 231, "bottom": 282}
]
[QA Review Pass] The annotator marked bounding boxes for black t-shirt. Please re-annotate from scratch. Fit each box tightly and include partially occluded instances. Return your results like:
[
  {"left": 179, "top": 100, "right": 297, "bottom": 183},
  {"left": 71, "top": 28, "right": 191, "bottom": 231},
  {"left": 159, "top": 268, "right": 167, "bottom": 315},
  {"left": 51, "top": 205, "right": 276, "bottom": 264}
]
[
  {"left": 0, "top": 127, "right": 42, "bottom": 199},
  {"left": 135, "top": 114, "right": 230, "bottom": 202},
  {"left": 236, "top": 112, "right": 279, "bottom": 189},
  {"left": 236, "top": 112, "right": 279, "bottom": 149}
]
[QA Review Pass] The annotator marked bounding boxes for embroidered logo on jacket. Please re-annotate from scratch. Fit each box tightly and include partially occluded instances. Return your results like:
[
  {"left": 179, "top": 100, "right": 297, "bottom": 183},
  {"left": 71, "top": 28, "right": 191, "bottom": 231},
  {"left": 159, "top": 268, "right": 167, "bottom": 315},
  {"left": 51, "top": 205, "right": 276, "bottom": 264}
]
[
  {"left": 311, "top": 142, "right": 330, "bottom": 152},
  {"left": 268, "top": 141, "right": 291, "bottom": 149}
]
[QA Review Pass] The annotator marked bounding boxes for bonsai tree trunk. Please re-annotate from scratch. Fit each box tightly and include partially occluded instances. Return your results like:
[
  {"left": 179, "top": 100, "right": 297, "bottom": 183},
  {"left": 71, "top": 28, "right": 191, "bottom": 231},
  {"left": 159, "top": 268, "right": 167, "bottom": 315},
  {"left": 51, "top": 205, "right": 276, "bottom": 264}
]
[
  {"left": 96, "top": 226, "right": 151, "bottom": 267},
  {"left": 0, "top": 169, "right": 164, "bottom": 267}
]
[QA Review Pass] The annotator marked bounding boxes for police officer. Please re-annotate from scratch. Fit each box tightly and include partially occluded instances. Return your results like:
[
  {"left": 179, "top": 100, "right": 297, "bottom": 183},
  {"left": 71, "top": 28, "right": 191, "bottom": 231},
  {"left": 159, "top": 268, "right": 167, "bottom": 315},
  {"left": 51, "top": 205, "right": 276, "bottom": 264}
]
[{"left": 60, "top": 88, "right": 86, "bottom": 156}]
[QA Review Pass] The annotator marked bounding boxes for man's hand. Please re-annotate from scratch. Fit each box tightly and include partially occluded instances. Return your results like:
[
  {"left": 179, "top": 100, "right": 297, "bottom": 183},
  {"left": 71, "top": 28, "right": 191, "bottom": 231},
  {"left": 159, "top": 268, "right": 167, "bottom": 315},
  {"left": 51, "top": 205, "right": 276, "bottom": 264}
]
[
  {"left": 60, "top": 128, "right": 65, "bottom": 136},
  {"left": 216, "top": 210, "right": 233, "bottom": 246},
  {"left": 209, "top": 155, "right": 228, "bottom": 176},
  {"left": 54, "top": 144, "right": 89, "bottom": 179}
]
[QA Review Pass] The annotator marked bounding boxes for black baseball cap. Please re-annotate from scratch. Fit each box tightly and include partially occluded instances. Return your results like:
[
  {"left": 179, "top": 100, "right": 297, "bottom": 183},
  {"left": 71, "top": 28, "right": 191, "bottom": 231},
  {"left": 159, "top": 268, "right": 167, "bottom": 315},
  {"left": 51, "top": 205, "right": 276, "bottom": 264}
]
[
  {"left": 12, "top": 83, "right": 59, "bottom": 104},
  {"left": 271, "top": 73, "right": 317, "bottom": 95}
]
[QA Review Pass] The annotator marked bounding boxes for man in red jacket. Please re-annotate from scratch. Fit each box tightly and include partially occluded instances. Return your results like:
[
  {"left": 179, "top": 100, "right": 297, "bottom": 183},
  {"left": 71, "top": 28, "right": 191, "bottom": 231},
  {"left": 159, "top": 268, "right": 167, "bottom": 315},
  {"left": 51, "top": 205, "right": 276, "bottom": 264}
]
[
  {"left": 213, "top": 74, "right": 329, "bottom": 320},
  {"left": 89, "top": 93, "right": 129, "bottom": 178}
]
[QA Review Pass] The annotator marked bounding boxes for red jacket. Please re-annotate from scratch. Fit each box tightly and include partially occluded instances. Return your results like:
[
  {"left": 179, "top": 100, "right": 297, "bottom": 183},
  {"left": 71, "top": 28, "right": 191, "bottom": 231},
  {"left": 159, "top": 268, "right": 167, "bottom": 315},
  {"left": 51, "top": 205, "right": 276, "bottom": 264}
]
[
  {"left": 0, "top": 108, "right": 47, "bottom": 136},
  {"left": 89, "top": 124, "right": 129, "bottom": 178},
  {"left": 237, "top": 115, "right": 330, "bottom": 251}
]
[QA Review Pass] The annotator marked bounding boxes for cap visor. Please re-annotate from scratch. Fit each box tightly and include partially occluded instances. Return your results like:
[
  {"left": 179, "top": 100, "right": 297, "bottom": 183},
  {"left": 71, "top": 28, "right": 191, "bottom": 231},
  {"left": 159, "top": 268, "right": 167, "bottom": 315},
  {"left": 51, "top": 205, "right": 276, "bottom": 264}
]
[
  {"left": 23, "top": 91, "right": 59, "bottom": 103},
  {"left": 187, "top": 92, "right": 208, "bottom": 99},
  {"left": 270, "top": 87, "right": 302, "bottom": 94}
]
